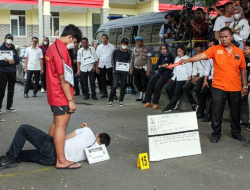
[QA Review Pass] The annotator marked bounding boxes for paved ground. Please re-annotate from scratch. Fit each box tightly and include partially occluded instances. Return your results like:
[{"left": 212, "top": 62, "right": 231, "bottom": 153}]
[{"left": 0, "top": 83, "right": 250, "bottom": 190}]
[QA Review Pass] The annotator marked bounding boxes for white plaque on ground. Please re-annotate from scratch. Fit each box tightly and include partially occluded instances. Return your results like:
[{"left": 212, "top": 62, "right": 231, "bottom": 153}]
[
  {"left": 85, "top": 144, "right": 110, "bottom": 164},
  {"left": 147, "top": 112, "right": 202, "bottom": 161}
]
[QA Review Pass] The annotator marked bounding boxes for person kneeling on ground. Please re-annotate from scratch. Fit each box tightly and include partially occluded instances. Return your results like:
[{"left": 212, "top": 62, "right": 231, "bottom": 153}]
[
  {"left": 143, "top": 44, "right": 173, "bottom": 109},
  {"left": 0, "top": 123, "right": 111, "bottom": 170}
]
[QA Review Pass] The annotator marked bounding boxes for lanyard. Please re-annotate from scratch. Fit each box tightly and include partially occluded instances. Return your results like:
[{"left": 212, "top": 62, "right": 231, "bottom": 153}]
[
  {"left": 55, "top": 42, "right": 64, "bottom": 63},
  {"left": 87, "top": 140, "right": 96, "bottom": 148},
  {"left": 82, "top": 47, "right": 93, "bottom": 58}
]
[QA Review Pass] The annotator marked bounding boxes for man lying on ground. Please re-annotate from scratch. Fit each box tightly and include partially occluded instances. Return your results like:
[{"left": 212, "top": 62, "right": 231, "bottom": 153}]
[{"left": 0, "top": 123, "right": 111, "bottom": 170}]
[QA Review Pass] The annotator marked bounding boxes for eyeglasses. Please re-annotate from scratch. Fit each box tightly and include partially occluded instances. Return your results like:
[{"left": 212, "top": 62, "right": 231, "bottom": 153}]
[{"left": 33, "top": 40, "right": 38, "bottom": 43}]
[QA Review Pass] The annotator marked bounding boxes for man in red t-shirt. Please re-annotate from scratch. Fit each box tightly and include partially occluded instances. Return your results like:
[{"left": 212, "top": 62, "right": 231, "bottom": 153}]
[{"left": 45, "top": 24, "right": 82, "bottom": 169}]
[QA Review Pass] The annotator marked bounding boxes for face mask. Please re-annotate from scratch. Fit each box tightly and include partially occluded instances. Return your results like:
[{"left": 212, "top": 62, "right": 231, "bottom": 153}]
[
  {"left": 43, "top": 41, "right": 48, "bottom": 45},
  {"left": 234, "top": 13, "right": 241, "bottom": 20},
  {"left": 67, "top": 43, "right": 74, "bottom": 49},
  {"left": 6, "top": 39, "right": 12, "bottom": 45},
  {"left": 121, "top": 45, "right": 128, "bottom": 50}
]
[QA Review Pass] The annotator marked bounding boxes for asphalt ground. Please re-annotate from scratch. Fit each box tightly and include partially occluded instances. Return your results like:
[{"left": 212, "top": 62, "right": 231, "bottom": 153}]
[{"left": 0, "top": 83, "right": 250, "bottom": 190}]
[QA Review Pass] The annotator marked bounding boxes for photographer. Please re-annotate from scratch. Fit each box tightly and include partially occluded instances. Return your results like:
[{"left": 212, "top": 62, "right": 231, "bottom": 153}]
[{"left": 159, "top": 12, "right": 178, "bottom": 58}]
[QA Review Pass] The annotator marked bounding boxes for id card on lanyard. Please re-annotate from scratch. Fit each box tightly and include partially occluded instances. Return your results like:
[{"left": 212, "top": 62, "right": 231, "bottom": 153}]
[{"left": 55, "top": 42, "right": 74, "bottom": 86}]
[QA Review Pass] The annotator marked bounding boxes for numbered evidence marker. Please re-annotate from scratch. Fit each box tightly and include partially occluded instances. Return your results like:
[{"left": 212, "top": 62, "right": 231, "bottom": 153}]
[
  {"left": 137, "top": 153, "right": 150, "bottom": 170},
  {"left": 85, "top": 144, "right": 110, "bottom": 164}
]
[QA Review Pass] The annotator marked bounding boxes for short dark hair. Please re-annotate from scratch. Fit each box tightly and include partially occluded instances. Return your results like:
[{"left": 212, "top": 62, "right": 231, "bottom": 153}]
[
  {"left": 61, "top": 24, "right": 82, "bottom": 43},
  {"left": 175, "top": 45, "right": 186, "bottom": 55},
  {"left": 102, "top": 34, "right": 109, "bottom": 39},
  {"left": 99, "top": 133, "right": 111, "bottom": 147},
  {"left": 81, "top": 37, "right": 88, "bottom": 42},
  {"left": 224, "top": 2, "right": 233, "bottom": 10},
  {"left": 194, "top": 42, "right": 203, "bottom": 49},
  {"left": 219, "top": 27, "right": 233, "bottom": 35},
  {"left": 32, "top": 37, "right": 38, "bottom": 41},
  {"left": 209, "top": 38, "right": 219, "bottom": 45},
  {"left": 196, "top": 8, "right": 204, "bottom": 13}
]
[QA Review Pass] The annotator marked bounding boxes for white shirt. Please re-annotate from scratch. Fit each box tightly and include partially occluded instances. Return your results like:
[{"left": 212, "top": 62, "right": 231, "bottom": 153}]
[
  {"left": 24, "top": 46, "right": 43, "bottom": 70},
  {"left": 96, "top": 43, "right": 115, "bottom": 68},
  {"left": 203, "top": 58, "right": 213, "bottom": 80},
  {"left": 77, "top": 47, "right": 98, "bottom": 72},
  {"left": 192, "top": 60, "right": 206, "bottom": 77},
  {"left": 229, "top": 19, "right": 250, "bottom": 42},
  {"left": 171, "top": 55, "right": 192, "bottom": 81},
  {"left": 213, "top": 16, "right": 234, "bottom": 31},
  {"left": 65, "top": 127, "right": 98, "bottom": 162}
]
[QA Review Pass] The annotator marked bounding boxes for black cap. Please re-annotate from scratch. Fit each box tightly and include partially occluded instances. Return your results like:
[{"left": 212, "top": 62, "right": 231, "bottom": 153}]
[
  {"left": 5, "top": 34, "right": 13, "bottom": 40},
  {"left": 99, "top": 133, "right": 111, "bottom": 147},
  {"left": 121, "top": 38, "right": 129, "bottom": 45},
  {"left": 165, "top": 12, "right": 175, "bottom": 19}
]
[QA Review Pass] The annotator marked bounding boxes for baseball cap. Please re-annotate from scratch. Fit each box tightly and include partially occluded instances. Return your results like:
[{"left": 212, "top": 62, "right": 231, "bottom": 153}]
[{"left": 165, "top": 12, "right": 175, "bottom": 19}]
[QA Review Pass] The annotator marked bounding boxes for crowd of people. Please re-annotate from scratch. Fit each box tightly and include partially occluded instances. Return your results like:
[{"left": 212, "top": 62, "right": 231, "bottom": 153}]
[{"left": 1, "top": 0, "right": 250, "bottom": 170}]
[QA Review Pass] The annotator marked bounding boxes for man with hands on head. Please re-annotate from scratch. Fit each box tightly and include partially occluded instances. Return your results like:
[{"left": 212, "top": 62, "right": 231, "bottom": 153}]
[
  {"left": 0, "top": 34, "right": 20, "bottom": 122},
  {"left": 181, "top": 27, "right": 247, "bottom": 143}
]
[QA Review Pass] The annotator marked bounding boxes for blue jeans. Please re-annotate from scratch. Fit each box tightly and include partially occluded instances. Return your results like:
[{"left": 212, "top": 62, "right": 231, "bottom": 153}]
[{"left": 6, "top": 124, "right": 56, "bottom": 166}]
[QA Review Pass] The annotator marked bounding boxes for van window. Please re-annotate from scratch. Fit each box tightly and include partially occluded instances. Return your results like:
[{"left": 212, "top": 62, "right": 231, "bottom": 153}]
[
  {"left": 109, "top": 28, "right": 118, "bottom": 45},
  {"left": 124, "top": 27, "right": 132, "bottom": 43},
  {"left": 139, "top": 24, "right": 153, "bottom": 44},
  {"left": 95, "top": 31, "right": 104, "bottom": 43},
  {"left": 131, "top": 26, "right": 139, "bottom": 45},
  {"left": 117, "top": 28, "right": 123, "bottom": 45},
  {"left": 151, "top": 23, "right": 163, "bottom": 44}
]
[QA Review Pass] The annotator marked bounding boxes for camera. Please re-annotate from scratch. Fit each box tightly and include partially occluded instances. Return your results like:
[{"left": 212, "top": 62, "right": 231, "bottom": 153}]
[{"left": 185, "top": 1, "right": 193, "bottom": 10}]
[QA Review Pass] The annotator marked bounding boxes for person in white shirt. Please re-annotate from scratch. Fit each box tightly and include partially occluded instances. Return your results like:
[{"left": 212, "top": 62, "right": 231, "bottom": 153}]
[
  {"left": 0, "top": 123, "right": 111, "bottom": 170},
  {"left": 229, "top": 6, "right": 250, "bottom": 50},
  {"left": 77, "top": 37, "right": 98, "bottom": 100},
  {"left": 96, "top": 34, "right": 115, "bottom": 98},
  {"left": 182, "top": 43, "right": 206, "bottom": 111},
  {"left": 213, "top": 2, "right": 234, "bottom": 40},
  {"left": 197, "top": 39, "right": 219, "bottom": 122},
  {"left": 162, "top": 45, "right": 192, "bottom": 113},
  {"left": 24, "top": 37, "right": 44, "bottom": 98}
]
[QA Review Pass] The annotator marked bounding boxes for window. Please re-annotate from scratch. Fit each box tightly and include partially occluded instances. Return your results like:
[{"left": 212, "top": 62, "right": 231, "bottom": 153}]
[
  {"left": 117, "top": 28, "right": 123, "bottom": 45},
  {"left": 124, "top": 27, "right": 132, "bottom": 43},
  {"left": 95, "top": 31, "right": 104, "bottom": 42},
  {"left": 131, "top": 26, "right": 139, "bottom": 45},
  {"left": 139, "top": 24, "right": 153, "bottom": 44},
  {"left": 109, "top": 28, "right": 118, "bottom": 45},
  {"left": 151, "top": 23, "right": 163, "bottom": 44},
  {"left": 10, "top": 10, "right": 26, "bottom": 36},
  {"left": 93, "top": 13, "right": 101, "bottom": 38},
  {"left": 51, "top": 12, "right": 59, "bottom": 36}
]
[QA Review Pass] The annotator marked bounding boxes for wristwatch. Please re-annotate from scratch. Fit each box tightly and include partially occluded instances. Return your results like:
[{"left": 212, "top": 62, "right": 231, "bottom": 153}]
[{"left": 243, "top": 85, "right": 248, "bottom": 89}]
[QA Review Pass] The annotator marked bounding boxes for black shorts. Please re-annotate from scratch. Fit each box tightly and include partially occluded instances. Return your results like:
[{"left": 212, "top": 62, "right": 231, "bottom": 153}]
[{"left": 50, "top": 105, "right": 71, "bottom": 116}]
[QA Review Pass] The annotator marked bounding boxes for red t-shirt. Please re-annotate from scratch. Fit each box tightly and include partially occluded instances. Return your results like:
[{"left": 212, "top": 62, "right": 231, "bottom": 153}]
[{"left": 45, "top": 39, "right": 73, "bottom": 106}]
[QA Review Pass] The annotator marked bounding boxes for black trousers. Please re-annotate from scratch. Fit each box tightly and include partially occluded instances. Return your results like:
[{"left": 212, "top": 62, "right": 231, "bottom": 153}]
[
  {"left": 24, "top": 70, "right": 40, "bottom": 94},
  {"left": 240, "top": 90, "right": 249, "bottom": 124},
  {"left": 182, "top": 77, "right": 204, "bottom": 106},
  {"left": 165, "top": 79, "right": 186, "bottom": 110},
  {"left": 134, "top": 68, "right": 148, "bottom": 92},
  {"left": 99, "top": 66, "right": 113, "bottom": 94},
  {"left": 6, "top": 124, "right": 56, "bottom": 166},
  {"left": 211, "top": 87, "right": 242, "bottom": 137},
  {"left": 0, "top": 72, "right": 16, "bottom": 110},
  {"left": 109, "top": 72, "right": 127, "bottom": 102},
  {"left": 197, "top": 79, "right": 212, "bottom": 117},
  {"left": 41, "top": 63, "right": 46, "bottom": 90},
  {"left": 145, "top": 75, "right": 169, "bottom": 105},
  {"left": 80, "top": 71, "right": 96, "bottom": 96}
]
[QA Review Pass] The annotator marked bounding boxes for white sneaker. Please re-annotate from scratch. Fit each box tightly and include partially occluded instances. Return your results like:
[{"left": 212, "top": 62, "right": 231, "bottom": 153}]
[
  {"left": 7, "top": 107, "right": 16, "bottom": 113},
  {"left": 107, "top": 102, "right": 113, "bottom": 107},
  {"left": 119, "top": 102, "right": 124, "bottom": 107},
  {"left": 174, "top": 100, "right": 180, "bottom": 110},
  {"left": 41, "top": 88, "right": 46, "bottom": 93},
  {"left": 0, "top": 110, "right": 2, "bottom": 114}
]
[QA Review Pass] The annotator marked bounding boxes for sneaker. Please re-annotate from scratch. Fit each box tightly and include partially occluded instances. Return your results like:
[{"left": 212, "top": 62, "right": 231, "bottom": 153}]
[
  {"left": 41, "top": 88, "right": 46, "bottom": 93},
  {"left": 246, "top": 124, "right": 250, "bottom": 131},
  {"left": 162, "top": 107, "right": 172, "bottom": 113},
  {"left": 0, "top": 110, "right": 2, "bottom": 114},
  {"left": 119, "top": 102, "right": 124, "bottom": 107},
  {"left": 192, "top": 104, "right": 198, "bottom": 111},
  {"left": 226, "top": 122, "right": 231, "bottom": 126},
  {"left": 7, "top": 107, "right": 16, "bottom": 113},
  {"left": 107, "top": 102, "right": 113, "bottom": 107},
  {"left": 174, "top": 100, "right": 180, "bottom": 110},
  {"left": 0, "top": 155, "right": 17, "bottom": 170}
]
